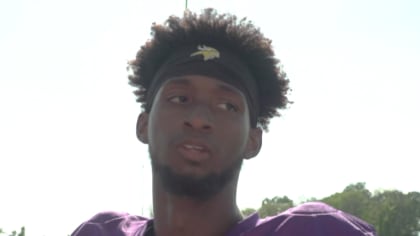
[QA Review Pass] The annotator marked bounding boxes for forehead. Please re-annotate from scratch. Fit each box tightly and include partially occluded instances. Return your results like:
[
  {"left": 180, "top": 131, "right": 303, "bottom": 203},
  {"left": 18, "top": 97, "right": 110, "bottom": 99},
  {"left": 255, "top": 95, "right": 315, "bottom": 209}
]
[{"left": 159, "top": 75, "right": 245, "bottom": 97}]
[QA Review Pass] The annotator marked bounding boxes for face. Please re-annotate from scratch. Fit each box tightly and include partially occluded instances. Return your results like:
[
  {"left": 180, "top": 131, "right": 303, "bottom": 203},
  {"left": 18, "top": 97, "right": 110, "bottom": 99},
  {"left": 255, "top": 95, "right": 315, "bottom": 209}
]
[{"left": 138, "top": 75, "right": 262, "bottom": 199}]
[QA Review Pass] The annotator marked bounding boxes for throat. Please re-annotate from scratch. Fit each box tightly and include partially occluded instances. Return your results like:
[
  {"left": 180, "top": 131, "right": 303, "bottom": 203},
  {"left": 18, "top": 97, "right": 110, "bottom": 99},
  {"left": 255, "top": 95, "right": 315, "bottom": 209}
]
[{"left": 153, "top": 208, "right": 243, "bottom": 236}]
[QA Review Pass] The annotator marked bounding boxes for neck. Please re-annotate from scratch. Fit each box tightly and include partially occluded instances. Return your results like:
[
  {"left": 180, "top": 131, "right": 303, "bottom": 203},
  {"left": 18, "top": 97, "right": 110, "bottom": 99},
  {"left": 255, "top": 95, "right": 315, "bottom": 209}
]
[{"left": 151, "top": 173, "right": 243, "bottom": 236}]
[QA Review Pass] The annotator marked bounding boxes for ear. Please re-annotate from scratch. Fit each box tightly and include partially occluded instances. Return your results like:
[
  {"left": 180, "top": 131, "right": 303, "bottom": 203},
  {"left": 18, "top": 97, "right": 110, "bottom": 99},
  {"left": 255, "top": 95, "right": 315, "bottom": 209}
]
[
  {"left": 244, "top": 127, "right": 262, "bottom": 160},
  {"left": 136, "top": 112, "right": 149, "bottom": 144}
]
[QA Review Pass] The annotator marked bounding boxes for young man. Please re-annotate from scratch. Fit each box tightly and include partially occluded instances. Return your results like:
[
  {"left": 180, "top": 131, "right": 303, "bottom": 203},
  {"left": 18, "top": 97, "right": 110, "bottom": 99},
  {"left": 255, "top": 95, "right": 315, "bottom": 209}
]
[{"left": 71, "top": 9, "right": 376, "bottom": 236}]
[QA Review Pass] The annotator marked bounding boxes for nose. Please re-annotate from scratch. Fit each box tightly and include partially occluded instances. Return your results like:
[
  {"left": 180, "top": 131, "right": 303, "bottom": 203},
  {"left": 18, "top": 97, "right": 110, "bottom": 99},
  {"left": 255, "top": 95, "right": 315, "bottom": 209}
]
[{"left": 183, "top": 104, "right": 213, "bottom": 132}]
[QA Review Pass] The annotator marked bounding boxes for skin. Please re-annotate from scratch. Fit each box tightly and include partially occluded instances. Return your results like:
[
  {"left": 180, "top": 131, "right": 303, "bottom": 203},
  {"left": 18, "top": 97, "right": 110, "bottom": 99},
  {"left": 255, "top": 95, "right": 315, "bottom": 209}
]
[{"left": 137, "top": 75, "right": 263, "bottom": 236}]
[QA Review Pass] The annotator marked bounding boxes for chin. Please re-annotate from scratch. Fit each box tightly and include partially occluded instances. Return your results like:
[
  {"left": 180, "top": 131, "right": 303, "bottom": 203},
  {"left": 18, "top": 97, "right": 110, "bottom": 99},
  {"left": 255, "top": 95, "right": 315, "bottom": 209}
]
[{"left": 151, "top": 159, "right": 242, "bottom": 200}]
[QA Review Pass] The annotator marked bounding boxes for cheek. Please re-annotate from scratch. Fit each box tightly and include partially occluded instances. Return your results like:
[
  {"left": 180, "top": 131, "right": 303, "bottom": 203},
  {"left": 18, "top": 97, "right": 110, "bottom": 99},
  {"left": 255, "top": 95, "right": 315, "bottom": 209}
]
[
  {"left": 149, "top": 100, "right": 177, "bottom": 133},
  {"left": 216, "top": 118, "right": 249, "bottom": 156},
  {"left": 147, "top": 104, "right": 176, "bottom": 156}
]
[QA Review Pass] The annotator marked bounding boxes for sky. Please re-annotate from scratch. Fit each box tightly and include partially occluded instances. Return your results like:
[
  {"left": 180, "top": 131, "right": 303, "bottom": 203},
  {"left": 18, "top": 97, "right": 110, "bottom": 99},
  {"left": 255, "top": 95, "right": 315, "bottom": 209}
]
[{"left": 0, "top": 0, "right": 419, "bottom": 235}]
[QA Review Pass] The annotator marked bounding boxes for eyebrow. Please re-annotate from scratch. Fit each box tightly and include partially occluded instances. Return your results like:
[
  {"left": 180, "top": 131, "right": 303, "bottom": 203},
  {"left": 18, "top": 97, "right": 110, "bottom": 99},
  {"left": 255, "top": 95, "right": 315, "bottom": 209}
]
[
  {"left": 165, "top": 77, "right": 242, "bottom": 96},
  {"left": 165, "top": 78, "right": 191, "bottom": 86},
  {"left": 217, "top": 84, "right": 242, "bottom": 96}
]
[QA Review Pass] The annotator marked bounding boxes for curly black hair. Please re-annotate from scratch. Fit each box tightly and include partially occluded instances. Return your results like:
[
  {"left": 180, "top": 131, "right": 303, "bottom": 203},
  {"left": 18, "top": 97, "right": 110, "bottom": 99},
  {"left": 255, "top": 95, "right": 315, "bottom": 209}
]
[{"left": 128, "top": 8, "right": 289, "bottom": 131}]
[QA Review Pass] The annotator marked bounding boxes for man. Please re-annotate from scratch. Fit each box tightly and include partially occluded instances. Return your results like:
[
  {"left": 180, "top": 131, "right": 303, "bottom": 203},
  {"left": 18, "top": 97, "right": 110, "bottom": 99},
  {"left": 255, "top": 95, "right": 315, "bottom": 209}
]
[{"left": 71, "top": 8, "right": 376, "bottom": 236}]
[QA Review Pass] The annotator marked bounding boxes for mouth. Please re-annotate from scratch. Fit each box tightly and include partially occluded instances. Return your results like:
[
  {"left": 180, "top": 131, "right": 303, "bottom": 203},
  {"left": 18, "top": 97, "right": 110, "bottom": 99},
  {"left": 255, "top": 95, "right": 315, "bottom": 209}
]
[{"left": 177, "top": 141, "right": 211, "bottom": 162}]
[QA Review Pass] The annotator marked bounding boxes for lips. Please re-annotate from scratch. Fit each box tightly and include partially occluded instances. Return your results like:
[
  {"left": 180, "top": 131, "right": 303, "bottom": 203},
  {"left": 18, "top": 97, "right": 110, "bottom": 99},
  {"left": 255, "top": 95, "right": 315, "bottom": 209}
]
[{"left": 176, "top": 140, "right": 211, "bottom": 162}]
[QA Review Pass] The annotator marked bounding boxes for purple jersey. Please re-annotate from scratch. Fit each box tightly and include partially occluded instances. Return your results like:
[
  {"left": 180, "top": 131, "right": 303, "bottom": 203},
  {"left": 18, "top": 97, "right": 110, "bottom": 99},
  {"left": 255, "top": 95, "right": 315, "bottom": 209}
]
[{"left": 71, "top": 202, "right": 376, "bottom": 236}]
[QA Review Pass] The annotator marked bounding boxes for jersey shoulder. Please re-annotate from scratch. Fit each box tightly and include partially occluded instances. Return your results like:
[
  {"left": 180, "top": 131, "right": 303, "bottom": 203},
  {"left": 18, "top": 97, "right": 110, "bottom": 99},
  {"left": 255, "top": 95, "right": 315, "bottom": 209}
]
[
  {"left": 246, "top": 202, "right": 376, "bottom": 236},
  {"left": 71, "top": 211, "right": 149, "bottom": 236}
]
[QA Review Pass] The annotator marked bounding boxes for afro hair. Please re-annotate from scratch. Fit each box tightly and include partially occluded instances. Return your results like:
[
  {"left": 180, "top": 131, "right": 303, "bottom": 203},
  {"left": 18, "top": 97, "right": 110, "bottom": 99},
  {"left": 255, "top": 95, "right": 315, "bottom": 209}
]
[{"left": 128, "top": 8, "right": 289, "bottom": 131}]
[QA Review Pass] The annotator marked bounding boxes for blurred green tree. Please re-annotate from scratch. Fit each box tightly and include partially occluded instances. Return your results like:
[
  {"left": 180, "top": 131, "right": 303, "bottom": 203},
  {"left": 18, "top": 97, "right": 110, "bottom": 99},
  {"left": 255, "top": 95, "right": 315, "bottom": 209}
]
[
  {"left": 241, "top": 208, "right": 257, "bottom": 217},
  {"left": 322, "top": 182, "right": 371, "bottom": 219},
  {"left": 258, "top": 196, "right": 294, "bottom": 218},
  {"left": 0, "top": 227, "right": 24, "bottom": 236},
  {"left": 368, "top": 190, "right": 419, "bottom": 236}
]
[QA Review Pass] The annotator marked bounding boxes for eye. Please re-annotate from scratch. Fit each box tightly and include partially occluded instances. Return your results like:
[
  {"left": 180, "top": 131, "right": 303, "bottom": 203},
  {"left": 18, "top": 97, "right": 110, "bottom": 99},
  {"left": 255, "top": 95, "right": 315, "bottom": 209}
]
[
  {"left": 217, "top": 102, "right": 238, "bottom": 112},
  {"left": 168, "top": 95, "right": 189, "bottom": 104}
]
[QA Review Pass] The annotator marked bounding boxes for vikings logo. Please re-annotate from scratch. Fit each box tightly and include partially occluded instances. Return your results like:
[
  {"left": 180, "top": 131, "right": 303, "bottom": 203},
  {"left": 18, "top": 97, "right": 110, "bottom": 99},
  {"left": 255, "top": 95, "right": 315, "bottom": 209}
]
[{"left": 190, "top": 45, "right": 220, "bottom": 61}]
